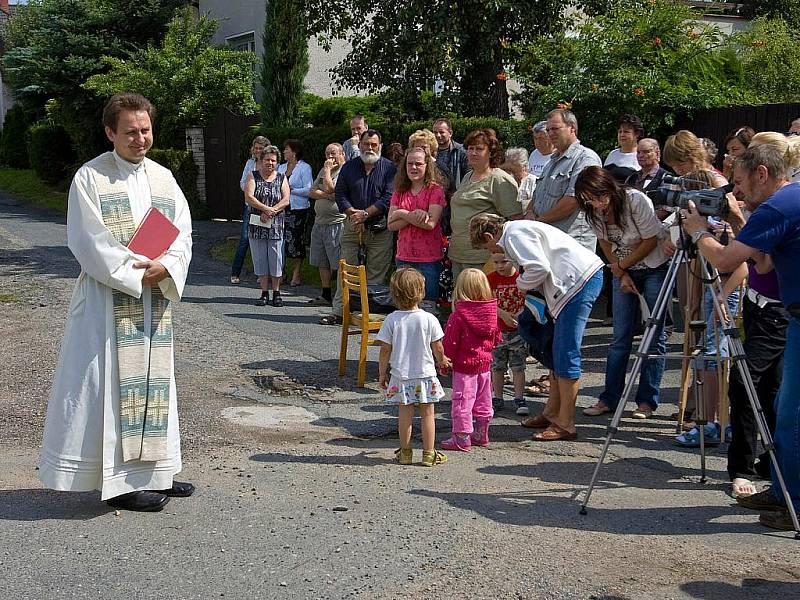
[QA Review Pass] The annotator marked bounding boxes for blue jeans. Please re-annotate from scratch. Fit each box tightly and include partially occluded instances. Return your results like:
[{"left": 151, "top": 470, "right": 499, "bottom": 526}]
[
  {"left": 231, "top": 204, "right": 250, "bottom": 277},
  {"left": 552, "top": 270, "right": 603, "bottom": 379},
  {"left": 772, "top": 318, "right": 800, "bottom": 512},
  {"left": 599, "top": 264, "right": 668, "bottom": 411},
  {"left": 396, "top": 260, "right": 441, "bottom": 301}
]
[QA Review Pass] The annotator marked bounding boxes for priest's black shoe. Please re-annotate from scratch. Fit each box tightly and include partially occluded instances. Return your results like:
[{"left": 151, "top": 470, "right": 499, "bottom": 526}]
[
  {"left": 158, "top": 480, "right": 195, "bottom": 497},
  {"left": 106, "top": 491, "right": 170, "bottom": 512}
]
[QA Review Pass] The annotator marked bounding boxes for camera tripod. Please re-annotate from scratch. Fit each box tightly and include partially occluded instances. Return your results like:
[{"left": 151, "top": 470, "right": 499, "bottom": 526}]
[{"left": 578, "top": 231, "right": 800, "bottom": 538}]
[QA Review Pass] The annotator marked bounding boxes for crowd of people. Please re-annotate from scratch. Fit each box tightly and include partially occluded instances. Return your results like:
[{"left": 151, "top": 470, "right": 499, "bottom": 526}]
[
  {"left": 232, "top": 110, "right": 800, "bottom": 531},
  {"left": 39, "top": 91, "right": 800, "bottom": 532}
]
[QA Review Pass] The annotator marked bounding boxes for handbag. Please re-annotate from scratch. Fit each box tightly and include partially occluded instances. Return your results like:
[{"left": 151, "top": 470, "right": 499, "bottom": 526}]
[{"left": 349, "top": 284, "right": 396, "bottom": 314}]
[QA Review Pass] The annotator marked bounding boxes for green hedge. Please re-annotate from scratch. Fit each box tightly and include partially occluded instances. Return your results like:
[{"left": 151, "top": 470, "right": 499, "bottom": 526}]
[
  {"left": 147, "top": 149, "right": 205, "bottom": 218},
  {"left": 246, "top": 117, "right": 533, "bottom": 173},
  {"left": 28, "top": 122, "right": 75, "bottom": 184},
  {"left": 0, "top": 105, "right": 36, "bottom": 169}
]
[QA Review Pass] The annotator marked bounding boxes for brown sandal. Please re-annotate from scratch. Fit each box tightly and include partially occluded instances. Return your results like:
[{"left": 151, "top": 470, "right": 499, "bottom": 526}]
[
  {"left": 532, "top": 425, "right": 577, "bottom": 441},
  {"left": 521, "top": 413, "right": 550, "bottom": 429}
]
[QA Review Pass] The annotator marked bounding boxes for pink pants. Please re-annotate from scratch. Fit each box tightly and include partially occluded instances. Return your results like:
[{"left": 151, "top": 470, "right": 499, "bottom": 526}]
[{"left": 450, "top": 370, "right": 493, "bottom": 434}]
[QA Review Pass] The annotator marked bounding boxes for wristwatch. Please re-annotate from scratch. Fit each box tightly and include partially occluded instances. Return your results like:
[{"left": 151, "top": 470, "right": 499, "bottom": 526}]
[{"left": 691, "top": 230, "right": 714, "bottom": 244}]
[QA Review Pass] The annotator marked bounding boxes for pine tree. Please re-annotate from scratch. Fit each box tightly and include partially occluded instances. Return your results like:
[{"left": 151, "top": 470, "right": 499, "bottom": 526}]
[{"left": 260, "top": 0, "right": 309, "bottom": 127}]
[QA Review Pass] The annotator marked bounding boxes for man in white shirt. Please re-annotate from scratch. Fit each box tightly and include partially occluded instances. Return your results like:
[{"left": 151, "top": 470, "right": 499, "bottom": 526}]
[{"left": 39, "top": 93, "right": 194, "bottom": 512}]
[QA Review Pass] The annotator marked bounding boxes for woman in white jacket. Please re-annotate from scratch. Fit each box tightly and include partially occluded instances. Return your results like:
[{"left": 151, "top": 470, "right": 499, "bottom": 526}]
[{"left": 470, "top": 214, "right": 603, "bottom": 441}]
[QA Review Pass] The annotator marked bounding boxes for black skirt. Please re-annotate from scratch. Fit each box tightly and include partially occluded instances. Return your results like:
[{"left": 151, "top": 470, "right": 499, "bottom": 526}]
[{"left": 284, "top": 208, "right": 309, "bottom": 258}]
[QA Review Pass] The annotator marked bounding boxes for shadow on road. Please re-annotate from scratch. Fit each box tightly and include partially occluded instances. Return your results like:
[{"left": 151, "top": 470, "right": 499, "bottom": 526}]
[
  {"left": 250, "top": 450, "right": 393, "bottom": 467},
  {"left": 0, "top": 246, "right": 79, "bottom": 280},
  {"left": 680, "top": 579, "right": 800, "bottom": 599},
  {"left": 406, "top": 488, "right": 762, "bottom": 536},
  {"left": 478, "top": 457, "right": 729, "bottom": 491},
  {"left": 0, "top": 489, "right": 112, "bottom": 521}
]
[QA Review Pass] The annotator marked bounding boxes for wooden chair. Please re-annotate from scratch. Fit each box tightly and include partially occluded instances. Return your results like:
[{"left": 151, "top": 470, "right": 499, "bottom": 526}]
[{"left": 337, "top": 259, "right": 386, "bottom": 387}]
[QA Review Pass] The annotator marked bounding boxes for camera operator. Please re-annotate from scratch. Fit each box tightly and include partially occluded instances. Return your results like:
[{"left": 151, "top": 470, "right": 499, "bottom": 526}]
[{"left": 681, "top": 142, "right": 800, "bottom": 531}]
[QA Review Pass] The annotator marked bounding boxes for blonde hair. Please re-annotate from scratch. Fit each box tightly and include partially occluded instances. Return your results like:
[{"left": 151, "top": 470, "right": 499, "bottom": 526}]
[
  {"left": 469, "top": 213, "right": 506, "bottom": 249},
  {"left": 389, "top": 268, "right": 425, "bottom": 310},
  {"left": 749, "top": 132, "right": 800, "bottom": 170},
  {"left": 408, "top": 129, "right": 439, "bottom": 158},
  {"left": 663, "top": 130, "right": 707, "bottom": 172},
  {"left": 452, "top": 268, "right": 492, "bottom": 303}
]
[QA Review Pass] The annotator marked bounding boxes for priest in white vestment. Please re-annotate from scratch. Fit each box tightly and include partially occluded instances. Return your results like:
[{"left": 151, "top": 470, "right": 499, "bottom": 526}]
[{"left": 39, "top": 93, "right": 194, "bottom": 512}]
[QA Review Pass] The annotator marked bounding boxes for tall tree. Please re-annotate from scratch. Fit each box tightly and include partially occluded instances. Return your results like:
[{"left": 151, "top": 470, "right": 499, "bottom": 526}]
[
  {"left": 2, "top": 0, "right": 186, "bottom": 158},
  {"left": 260, "top": 0, "right": 308, "bottom": 127},
  {"left": 84, "top": 7, "right": 258, "bottom": 148},
  {"left": 306, "top": 0, "right": 563, "bottom": 118}
]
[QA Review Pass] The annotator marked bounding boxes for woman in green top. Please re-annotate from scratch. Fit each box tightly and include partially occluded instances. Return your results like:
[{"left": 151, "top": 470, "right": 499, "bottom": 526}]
[{"left": 449, "top": 129, "right": 522, "bottom": 279}]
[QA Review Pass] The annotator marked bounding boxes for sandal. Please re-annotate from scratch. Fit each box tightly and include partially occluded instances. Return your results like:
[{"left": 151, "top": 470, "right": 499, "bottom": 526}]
[
  {"left": 394, "top": 448, "right": 413, "bottom": 465},
  {"left": 421, "top": 449, "right": 447, "bottom": 467},
  {"left": 521, "top": 413, "right": 550, "bottom": 429},
  {"left": 319, "top": 314, "right": 343, "bottom": 325},
  {"left": 731, "top": 477, "right": 756, "bottom": 498},
  {"left": 524, "top": 374, "right": 550, "bottom": 397},
  {"left": 230, "top": 276, "right": 241, "bottom": 284},
  {"left": 532, "top": 425, "right": 577, "bottom": 442}
]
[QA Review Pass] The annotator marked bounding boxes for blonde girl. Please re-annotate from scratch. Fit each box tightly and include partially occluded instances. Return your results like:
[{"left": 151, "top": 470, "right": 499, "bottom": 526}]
[
  {"left": 377, "top": 268, "right": 450, "bottom": 467},
  {"left": 441, "top": 268, "right": 502, "bottom": 451}
]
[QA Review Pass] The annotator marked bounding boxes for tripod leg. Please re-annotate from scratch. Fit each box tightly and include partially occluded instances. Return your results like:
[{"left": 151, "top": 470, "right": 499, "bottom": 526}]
[{"left": 581, "top": 251, "right": 682, "bottom": 513}]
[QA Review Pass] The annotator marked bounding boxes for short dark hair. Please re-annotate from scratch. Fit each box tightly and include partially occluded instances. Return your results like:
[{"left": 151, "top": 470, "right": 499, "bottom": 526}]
[
  {"left": 360, "top": 129, "right": 382, "bottom": 144},
  {"left": 618, "top": 113, "right": 644, "bottom": 139},
  {"left": 102, "top": 92, "right": 155, "bottom": 132},
  {"left": 463, "top": 128, "right": 505, "bottom": 168},
  {"left": 737, "top": 144, "right": 789, "bottom": 181},
  {"left": 433, "top": 118, "right": 453, "bottom": 132},
  {"left": 282, "top": 138, "right": 304, "bottom": 160}
]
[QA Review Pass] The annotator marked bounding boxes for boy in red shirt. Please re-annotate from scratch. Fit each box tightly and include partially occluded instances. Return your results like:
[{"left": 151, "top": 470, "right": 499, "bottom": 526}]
[{"left": 487, "top": 253, "right": 529, "bottom": 415}]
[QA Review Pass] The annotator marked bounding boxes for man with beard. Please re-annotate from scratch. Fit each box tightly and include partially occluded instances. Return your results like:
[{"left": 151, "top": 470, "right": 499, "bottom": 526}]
[{"left": 319, "top": 129, "right": 397, "bottom": 325}]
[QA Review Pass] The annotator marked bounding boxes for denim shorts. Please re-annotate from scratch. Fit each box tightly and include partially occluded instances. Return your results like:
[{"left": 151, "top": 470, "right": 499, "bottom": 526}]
[{"left": 552, "top": 270, "right": 603, "bottom": 379}]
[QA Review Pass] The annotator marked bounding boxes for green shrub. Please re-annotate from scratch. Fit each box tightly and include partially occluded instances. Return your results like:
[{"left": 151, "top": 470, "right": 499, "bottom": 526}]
[
  {"left": 298, "top": 91, "right": 455, "bottom": 128},
  {"left": 0, "top": 105, "right": 36, "bottom": 168},
  {"left": 147, "top": 148, "right": 206, "bottom": 218},
  {"left": 248, "top": 117, "right": 532, "bottom": 173},
  {"left": 27, "top": 122, "right": 74, "bottom": 184}
]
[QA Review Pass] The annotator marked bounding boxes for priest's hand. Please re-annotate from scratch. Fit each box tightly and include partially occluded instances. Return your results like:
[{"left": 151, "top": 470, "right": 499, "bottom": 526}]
[{"left": 134, "top": 260, "right": 169, "bottom": 285}]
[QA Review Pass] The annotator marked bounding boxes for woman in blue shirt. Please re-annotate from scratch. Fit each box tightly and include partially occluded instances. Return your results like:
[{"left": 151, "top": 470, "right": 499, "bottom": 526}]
[{"left": 278, "top": 139, "right": 313, "bottom": 286}]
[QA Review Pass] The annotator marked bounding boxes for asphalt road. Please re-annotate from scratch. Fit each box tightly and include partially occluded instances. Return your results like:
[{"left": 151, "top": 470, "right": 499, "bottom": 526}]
[{"left": 1, "top": 191, "right": 798, "bottom": 600}]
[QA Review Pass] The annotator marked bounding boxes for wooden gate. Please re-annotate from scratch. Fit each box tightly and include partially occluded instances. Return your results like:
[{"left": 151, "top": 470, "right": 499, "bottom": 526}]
[
  {"left": 676, "top": 103, "right": 800, "bottom": 154},
  {"left": 204, "top": 109, "right": 260, "bottom": 220}
]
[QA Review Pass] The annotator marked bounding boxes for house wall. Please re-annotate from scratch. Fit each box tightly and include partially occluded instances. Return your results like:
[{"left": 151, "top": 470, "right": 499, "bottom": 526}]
[{"left": 199, "top": 0, "right": 358, "bottom": 100}]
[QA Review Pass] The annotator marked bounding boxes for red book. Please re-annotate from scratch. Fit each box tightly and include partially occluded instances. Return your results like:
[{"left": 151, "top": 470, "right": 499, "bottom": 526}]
[{"left": 127, "top": 207, "right": 179, "bottom": 260}]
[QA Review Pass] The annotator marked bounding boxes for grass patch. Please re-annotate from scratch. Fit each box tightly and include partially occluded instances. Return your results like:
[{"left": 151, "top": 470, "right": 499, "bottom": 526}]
[
  {"left": 210, "top": 237, "right": 323, "bottom": 287},
  {"left": 0, "top": 168, "right": 68, "bottom": 212},
  {"left": 0, "top": 293, "right": 18, "bottom": 303}
]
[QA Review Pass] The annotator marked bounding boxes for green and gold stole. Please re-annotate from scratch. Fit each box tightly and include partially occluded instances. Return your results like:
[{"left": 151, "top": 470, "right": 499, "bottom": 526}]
[{"left": 94, "top": 153, "right": 176, "bottom": 462}]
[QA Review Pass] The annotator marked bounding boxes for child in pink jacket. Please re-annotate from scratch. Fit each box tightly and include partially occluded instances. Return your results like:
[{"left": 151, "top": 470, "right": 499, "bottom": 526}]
[{"left": 441, "top": 268, "right": 503, "bottom": 451}]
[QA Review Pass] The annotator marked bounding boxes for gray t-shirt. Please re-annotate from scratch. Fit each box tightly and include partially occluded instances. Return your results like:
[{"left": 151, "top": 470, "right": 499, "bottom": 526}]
[
  {"left": 533, "top": 140, "right": 601, "bottom": 251},
  {"left": 311, "top": 165, "right": 345, "bottom": 225}
]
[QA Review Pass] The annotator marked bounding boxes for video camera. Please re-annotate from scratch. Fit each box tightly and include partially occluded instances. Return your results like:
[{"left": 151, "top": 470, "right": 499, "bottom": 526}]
[{"left": 646, "top": 174, "right": 733, "bottom": 218}]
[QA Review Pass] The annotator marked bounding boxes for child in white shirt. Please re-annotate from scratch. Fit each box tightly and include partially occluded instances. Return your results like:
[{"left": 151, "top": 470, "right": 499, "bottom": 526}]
[{"left": 378, "top": 268, "right": 451, "bottom": 467}]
